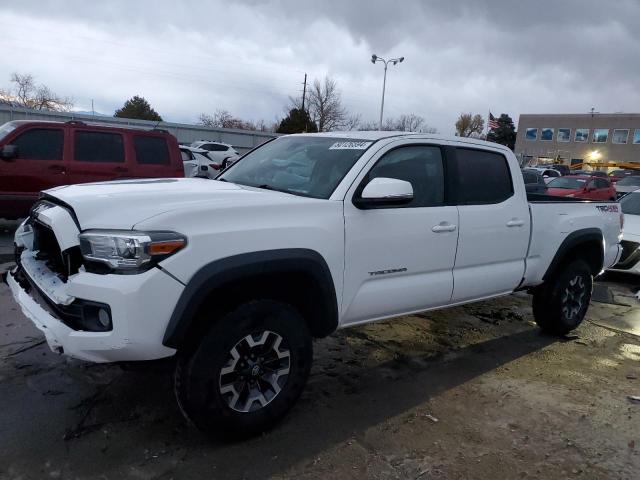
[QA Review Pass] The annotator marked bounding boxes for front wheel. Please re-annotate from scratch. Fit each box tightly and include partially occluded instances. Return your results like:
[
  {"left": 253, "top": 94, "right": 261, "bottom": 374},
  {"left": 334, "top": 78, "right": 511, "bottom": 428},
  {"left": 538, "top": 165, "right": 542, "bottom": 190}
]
[
  {"left": 532, "top": 259, "right": 593, "bottom": 335},
  {"left": 174, "top": 300, "right": 312, "bottom": 439}
]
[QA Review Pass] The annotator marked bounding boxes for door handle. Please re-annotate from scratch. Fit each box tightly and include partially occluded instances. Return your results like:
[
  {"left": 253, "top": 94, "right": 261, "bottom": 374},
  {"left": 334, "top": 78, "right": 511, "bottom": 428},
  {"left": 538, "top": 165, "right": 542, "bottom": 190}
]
[
  {"left": 432, "top": 222, "right": 457, "bottom": 233},
  {"left": 506, "top": 219, "right": 525, "bottom": 227}
]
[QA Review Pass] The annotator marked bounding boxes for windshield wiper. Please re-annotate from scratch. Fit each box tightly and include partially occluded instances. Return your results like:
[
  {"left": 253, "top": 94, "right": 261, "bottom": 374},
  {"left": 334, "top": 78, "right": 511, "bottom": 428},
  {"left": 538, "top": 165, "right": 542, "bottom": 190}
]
[{"left": 256, "top": 184, "right": 295, "bottom": 195}]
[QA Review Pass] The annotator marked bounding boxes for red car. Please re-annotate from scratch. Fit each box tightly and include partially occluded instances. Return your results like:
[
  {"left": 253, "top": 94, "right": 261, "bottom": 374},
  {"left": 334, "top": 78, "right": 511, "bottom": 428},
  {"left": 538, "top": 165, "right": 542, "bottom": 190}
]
[
  {"left": 546, "top": 175, "right": 617, "bottom": 201},
  {"left": 0, "top": 120, "right": 184, "bottom": 219}
]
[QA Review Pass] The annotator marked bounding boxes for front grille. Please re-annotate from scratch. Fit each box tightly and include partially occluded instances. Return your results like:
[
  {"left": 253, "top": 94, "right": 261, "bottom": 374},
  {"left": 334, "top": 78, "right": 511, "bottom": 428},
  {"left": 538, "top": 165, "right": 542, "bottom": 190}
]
[
  {"left": 30, "top": 219, "right": 83, "bottom": 281},
  {"left": 613, "top": 240, "right": 640, "bottom": 270}
]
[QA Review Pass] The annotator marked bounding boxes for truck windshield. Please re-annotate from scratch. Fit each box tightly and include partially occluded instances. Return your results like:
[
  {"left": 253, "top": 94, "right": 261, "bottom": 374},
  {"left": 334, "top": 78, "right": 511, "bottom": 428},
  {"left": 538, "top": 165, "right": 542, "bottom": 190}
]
[
  {"left": 547, "top": 177, "right": 586, "bottom": 189},
  {"left": 0, "top": 121, "right": 17, "bottom": 142},
  {"left": 218, "top": 136, "right": 373, "bottom": 199},
  {"left": 621, "top": 192, "right": 640, "bottom": 215}
]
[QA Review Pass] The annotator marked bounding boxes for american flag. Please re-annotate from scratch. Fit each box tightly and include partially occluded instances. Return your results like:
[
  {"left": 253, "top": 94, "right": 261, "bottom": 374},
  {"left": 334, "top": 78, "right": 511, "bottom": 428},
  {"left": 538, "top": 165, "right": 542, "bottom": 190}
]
[{"left": 488, "top": 112, "right": 499, "bottom": 130}]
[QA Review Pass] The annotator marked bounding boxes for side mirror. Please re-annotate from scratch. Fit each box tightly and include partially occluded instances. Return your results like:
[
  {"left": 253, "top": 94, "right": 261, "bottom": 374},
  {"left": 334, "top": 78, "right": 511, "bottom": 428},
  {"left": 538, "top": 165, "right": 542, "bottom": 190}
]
[
  {"left": 1, "top": 144, "right": 18, "bottom": 161},
  {"left": 354, "top": 177, "right": 413, "bottom": 208}
]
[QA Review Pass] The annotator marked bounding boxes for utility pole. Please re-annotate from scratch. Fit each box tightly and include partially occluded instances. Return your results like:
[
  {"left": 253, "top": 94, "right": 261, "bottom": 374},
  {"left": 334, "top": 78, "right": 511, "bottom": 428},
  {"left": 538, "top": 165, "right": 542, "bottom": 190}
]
[{"left": 301, "top": 73, "right": 307, "bottom": 113}]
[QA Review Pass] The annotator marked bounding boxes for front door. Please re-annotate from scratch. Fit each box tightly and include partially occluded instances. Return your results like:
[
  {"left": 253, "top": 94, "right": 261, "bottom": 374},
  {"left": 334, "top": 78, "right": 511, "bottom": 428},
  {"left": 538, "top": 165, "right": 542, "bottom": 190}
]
[{"left": 342, "top": 143, "right": 459, "bottom": 325}]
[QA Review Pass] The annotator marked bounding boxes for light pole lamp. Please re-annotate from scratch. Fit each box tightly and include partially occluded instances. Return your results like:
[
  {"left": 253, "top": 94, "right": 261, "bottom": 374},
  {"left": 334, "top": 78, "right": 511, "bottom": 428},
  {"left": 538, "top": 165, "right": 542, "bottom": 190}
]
[{"left": 371, "top": 54, "right": 404, "bottom": 130}]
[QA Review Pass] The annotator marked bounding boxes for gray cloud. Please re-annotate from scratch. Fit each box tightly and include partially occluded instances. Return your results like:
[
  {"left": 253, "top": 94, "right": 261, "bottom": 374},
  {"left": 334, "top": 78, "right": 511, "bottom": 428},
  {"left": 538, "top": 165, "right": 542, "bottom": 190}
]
[{"left": 2, "top": 0, "right": 639, "bottom": 133}]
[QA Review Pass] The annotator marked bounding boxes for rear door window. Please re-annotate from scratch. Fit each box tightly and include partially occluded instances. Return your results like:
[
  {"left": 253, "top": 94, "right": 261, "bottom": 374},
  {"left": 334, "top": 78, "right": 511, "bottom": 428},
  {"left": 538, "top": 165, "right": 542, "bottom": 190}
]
[
  {"left": 204, "top": 143, "right": 229, "bottom": 152},
  {"left": 12, "top": 128, "right": 64, "bottom": 160},
  {"left": 74, "top": 131, "right": 124, "bottom": 163},
  {"left": 134, "top": 136, "right": 170, "bottom": 165},
  {"left": 454, "top": 148, "right": 513, "bottom": 204}
]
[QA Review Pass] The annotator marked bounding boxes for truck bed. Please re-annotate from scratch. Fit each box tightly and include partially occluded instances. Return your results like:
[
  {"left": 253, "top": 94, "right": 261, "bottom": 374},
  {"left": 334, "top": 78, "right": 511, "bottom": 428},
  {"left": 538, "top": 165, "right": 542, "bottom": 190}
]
[{"left": 527, "top": 193, "right": 617, "bottom": 203}]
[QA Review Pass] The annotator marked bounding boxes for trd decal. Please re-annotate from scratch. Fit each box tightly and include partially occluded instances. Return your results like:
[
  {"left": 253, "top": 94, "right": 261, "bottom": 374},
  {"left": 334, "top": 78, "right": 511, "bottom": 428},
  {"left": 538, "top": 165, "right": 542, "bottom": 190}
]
[{"left": 596, "top": 205, "right": 619, "bottom": 213}]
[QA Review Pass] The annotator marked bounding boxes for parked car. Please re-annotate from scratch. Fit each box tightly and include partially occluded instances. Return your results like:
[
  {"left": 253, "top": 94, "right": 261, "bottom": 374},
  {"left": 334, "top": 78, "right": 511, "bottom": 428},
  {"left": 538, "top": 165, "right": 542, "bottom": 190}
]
[
  {"left": 614, "top": 176, "right": 640, "bottom": 198},
  {"left": 552, "top": 164, "right": 571, "bottom": 176},
  {"left": 546, "top": 175, "right": 616, "bottom": 200},
  {"left": 528, "top": 166, "right": 561, "bottom": 183},
  {"left": 609, "top": 169, "right": 639, "bottom": 183},
  {"left": 181, "top": 146, "right": 220, "bottom": 179},
  {"left": 588, "top": 171, "right": 609, "bottom": 178},
  {"left": 522, "top": 169, "right": 548, "bottom": 194},
  {"left": 6, "top": 132, "right": 622, "bottom": 438},
  {"left": 190, "top": 140, "right": 238, "bottom": 162},
  {"left": 608, "top": 189, "right": 640, "bottom": 274},
  {"left": 0, "top": 120, "right": 183, "bottom": 219}
]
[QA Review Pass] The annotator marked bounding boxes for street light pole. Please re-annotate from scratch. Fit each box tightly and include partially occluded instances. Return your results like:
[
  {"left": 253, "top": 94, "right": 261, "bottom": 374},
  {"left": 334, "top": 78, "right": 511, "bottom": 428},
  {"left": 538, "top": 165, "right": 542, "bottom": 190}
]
[{"left": 371, "top": 54, "right": 404, "bottom": 130}]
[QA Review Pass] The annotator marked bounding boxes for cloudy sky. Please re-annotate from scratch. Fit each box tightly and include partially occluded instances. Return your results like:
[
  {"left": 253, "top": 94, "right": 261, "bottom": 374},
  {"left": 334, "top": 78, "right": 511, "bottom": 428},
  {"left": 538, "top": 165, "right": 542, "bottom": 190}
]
[{"left": 2, "top": 0, "right": 639, "bottom": 134}]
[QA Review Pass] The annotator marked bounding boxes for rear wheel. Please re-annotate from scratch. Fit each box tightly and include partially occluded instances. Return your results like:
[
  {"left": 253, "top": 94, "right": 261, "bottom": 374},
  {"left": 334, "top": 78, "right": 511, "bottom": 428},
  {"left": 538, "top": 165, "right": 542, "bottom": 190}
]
[
  {"left": 532, "top": 259, "right": 593, "bottom": 335},
  {"left": 174, "top": 299, "right": 312, "bottom": 439}
]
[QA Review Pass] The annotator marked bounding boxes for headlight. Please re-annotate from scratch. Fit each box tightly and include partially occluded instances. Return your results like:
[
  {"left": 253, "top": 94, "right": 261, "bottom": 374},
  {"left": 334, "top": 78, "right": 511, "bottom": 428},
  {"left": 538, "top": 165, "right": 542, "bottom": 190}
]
[{"left": 78, "top": 230, "right": 186, "bottom": 274}]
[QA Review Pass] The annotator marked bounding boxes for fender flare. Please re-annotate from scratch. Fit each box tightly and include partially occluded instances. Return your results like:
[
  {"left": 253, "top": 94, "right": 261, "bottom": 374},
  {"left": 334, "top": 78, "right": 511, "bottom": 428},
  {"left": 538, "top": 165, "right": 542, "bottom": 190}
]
[
  {"left": 542, "top": 228, "right": 604, "bottom": 280},
  {"left": 162, "top": 248, "right": 338, "bottom": 348}
]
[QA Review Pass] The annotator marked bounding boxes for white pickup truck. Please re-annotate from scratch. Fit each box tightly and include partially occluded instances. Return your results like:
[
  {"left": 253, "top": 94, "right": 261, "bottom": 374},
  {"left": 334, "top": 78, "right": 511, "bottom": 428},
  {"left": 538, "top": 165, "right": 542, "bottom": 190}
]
[{"left": 5, "top": 132, "right": 622, "bottom": 438}]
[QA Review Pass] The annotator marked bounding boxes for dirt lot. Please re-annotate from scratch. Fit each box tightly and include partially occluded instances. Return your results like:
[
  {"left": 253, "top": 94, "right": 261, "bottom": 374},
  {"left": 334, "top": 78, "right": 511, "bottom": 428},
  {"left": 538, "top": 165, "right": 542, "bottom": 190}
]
[{"left": 1, "top": 277, "right": 639, "bottom": 480}]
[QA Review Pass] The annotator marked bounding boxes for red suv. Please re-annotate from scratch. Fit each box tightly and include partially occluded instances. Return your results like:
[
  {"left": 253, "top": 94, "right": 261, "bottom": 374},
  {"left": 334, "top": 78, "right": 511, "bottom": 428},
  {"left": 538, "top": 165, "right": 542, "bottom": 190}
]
[{"left": 0, "top": 120, "right": 184, "bottom": 219}]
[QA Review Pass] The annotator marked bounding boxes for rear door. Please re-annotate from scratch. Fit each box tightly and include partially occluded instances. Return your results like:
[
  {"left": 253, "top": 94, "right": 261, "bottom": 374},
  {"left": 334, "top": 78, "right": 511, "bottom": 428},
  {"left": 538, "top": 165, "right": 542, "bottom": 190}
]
[
  {"left": 68, "top": 128, "right": 128, "bottom": 184},
  {"left": 0, "top": 126, "right": 68, "bottom": 214},
  {"left": 451, "top": 146, "right": 531, "bottom": 302}
]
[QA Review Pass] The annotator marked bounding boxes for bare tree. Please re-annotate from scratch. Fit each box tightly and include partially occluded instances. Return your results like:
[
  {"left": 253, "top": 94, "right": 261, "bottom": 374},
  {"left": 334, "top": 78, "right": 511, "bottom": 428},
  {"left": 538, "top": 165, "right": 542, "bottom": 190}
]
[
  {"left": 455, "top": 113, "right": 485, "bottom": 137},
  {"left": 395, "top": 113, "right": 425, "bottom": 132},
  {"left": 0, "top": 72, "right": 72, "bottom": 111},
  {"left": 307, "top": 76, "right": 347, "bottom": 132},
  {"left": 342, "top": 113, "right": 362, "bottom": 131},
  {"left": 359, "top": 114, "right": 436, "bottom": 133},
  {"left": 198, "top": 110, "right": 272, "bottom": 132}
]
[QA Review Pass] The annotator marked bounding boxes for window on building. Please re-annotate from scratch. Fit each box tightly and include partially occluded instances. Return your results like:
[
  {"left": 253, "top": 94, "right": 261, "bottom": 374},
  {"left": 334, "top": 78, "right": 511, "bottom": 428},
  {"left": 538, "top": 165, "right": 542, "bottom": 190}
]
[
  {"left": 557, "top": 128, "right": 571, "bottom": 142},
  {"left": 12, "top": 128, "right": 64, "bottom": 160},
  {"left": 592, "top": 129, "right": 609, "bottom": 143},
  {"left": 74, "top": 131, "right": 124, "bottom": 163},
  {"left": 633, "top": 129, "right": 640, "bottom": 144},
  {"left": 454, "top": 148, "right": 513, "bottom": 205},
  {"left": 612, "top": 129, "right": 629, "bottom": 144},
  {"left": 540, "top": 128, "right": 554, "bottom": 141},
  {"left": 575, "top": 129, "right": 589, "bottom": 142},
  {"left": 525, "top": 128, "right": 538, "bottom": 141},
  {"left": 134, "top": 136, "right": 170, "bottom": 165}
]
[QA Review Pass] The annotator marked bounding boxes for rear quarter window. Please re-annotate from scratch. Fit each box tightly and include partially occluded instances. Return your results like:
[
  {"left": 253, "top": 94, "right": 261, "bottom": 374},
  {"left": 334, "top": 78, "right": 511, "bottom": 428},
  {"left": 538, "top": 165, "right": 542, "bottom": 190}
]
[
  {"left": 134, "top": 136, "right": 170, "bottom": 165},
  {"left": 454, "top": 148, "right": 513, "bottom": 204}
]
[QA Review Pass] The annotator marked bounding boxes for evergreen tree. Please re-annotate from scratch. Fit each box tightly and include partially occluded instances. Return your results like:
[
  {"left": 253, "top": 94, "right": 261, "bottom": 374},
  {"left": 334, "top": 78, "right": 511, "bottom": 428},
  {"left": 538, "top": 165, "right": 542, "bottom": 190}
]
[
  {"left": 114, "top": 95, "right": 162, "bottom": 121},
  {"left": 487, "top": 113, "right": 516, "bottom": 150},
  {"left": 276, "top": 108, "right": 318, "bottom": 134}
]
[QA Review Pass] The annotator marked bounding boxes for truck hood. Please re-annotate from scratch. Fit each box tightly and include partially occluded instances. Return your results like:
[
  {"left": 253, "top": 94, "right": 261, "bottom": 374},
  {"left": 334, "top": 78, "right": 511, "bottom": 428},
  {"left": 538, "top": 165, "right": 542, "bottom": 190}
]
[{"left": 44, "top": 178, "right": 302, "bottom": 229}]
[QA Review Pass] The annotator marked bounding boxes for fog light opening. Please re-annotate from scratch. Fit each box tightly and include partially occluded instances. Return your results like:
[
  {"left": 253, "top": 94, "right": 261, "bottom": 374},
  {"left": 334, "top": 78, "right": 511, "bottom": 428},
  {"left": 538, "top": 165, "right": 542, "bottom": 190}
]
[{"left": 98, "top": 308, "right": 111, "bottom": 329}]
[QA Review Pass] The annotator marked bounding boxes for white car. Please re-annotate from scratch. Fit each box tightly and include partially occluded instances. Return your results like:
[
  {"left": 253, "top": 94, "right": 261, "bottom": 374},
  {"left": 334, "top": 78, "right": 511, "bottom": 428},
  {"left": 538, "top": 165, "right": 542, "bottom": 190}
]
[
  {"left": 614, "top": 176, "right": 640, "bottom": 198},
  {"left": 608, "top": 189, "right": 640, "bottom": 274},
  {"left": 180, "top": 146, "right": 214, "bottom": 179},
  {"left": 6, "top": 132, "right": 622, "bottom": 439},
  {"left": 528, "top": 166, "right": 562, "bottom": 184},
  {"left": 190, "top": 140, "right": 239, "bottom": 163}
]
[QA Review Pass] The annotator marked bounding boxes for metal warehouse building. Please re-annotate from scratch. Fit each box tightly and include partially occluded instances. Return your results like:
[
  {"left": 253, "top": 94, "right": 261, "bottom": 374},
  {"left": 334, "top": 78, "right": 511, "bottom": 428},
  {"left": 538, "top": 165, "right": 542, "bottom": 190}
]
[
  {"left": 515, "top": 113, "right": 640, "bottom": 169},
  {"left": 0, "top": 105, "right": 277, "bottom": 153}
]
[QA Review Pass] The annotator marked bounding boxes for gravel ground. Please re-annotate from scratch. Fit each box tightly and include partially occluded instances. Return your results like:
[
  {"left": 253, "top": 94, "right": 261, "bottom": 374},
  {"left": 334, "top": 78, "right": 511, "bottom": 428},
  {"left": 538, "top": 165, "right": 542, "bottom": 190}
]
[{"left": 1, "top": 278, "right": 639, "bottom": 479}]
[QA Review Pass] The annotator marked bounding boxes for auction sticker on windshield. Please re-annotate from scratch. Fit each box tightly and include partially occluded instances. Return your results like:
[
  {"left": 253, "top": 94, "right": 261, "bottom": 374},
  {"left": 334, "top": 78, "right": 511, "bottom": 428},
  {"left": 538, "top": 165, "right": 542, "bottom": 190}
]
[{"left": 329, "top": 141, "right": 372, "bottom": 150}]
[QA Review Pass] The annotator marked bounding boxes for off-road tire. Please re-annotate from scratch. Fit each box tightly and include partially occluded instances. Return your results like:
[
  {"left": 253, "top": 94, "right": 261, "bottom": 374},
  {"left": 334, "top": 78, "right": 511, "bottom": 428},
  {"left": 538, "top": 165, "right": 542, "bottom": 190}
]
[
  {"left": 532, "top": 259, "right": 593, "bottom": 336},
  {"left": 174, "top": 299, "right": 312, "bottom": 439}
]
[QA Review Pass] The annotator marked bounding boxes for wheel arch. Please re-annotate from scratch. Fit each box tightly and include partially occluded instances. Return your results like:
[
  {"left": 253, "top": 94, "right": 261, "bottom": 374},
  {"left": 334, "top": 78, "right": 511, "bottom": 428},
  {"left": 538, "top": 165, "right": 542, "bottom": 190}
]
[
  {"left": 542, "top": 228, "right": 604, "bottom": 280},
  {"left": 163, "top": 248, "right": 339, "bottom": 350}
]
